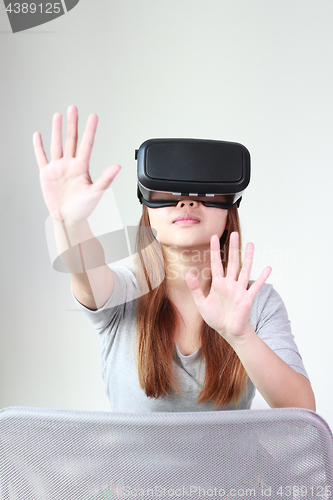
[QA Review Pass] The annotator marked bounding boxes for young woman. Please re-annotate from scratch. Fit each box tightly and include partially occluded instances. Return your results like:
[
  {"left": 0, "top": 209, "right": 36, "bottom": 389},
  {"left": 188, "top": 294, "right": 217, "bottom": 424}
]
[{"left": 33, "top": 105, "right": 316, "bottom": 412}]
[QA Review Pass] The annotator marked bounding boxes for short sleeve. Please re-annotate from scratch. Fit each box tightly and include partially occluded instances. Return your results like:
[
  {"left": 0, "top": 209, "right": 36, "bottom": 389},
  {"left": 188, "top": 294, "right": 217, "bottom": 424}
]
[
  {"left": 71, "top": 266, "right": 137, "bottom": 332},
  {"left": 250, "top": 284, "right": 309, "bottom": 380}
]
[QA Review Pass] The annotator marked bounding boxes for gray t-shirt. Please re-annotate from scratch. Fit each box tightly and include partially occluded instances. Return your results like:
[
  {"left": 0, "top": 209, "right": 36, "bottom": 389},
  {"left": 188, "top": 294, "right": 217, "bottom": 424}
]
[{"left": 72, "top": 266, "right": 309, "bottom": 412}]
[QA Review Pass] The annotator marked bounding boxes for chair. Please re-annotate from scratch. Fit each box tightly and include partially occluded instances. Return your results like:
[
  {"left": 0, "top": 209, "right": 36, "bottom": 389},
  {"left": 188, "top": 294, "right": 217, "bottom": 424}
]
[{"left": 0, "top": 406, "right": 332, "bottom": 500}]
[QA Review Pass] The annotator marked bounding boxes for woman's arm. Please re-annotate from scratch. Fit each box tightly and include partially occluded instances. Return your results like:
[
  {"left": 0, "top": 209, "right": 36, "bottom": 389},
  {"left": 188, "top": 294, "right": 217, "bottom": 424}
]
[
  {"left": 229, "top": 324, "right": 315, "bottom": 410},
  {"left": 33, "top": 106, "right": 120, "bottom": 311},
  {"left": 186, "top": 232, "right": 316, "bottom": 410},
  {"left": 53, "top": 218, "right": 115, "bottom": 311}
]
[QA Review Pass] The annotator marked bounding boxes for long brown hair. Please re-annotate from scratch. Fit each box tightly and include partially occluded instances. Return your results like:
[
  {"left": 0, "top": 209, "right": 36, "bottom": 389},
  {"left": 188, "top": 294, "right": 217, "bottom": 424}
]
[{"left": 135, "top": 205, "right": 248, "bottom": 407}]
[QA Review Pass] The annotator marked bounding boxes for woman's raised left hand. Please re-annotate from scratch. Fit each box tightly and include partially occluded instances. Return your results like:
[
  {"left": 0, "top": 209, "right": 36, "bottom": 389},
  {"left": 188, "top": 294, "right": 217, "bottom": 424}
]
[{"left": 185, "top": 232, "right": 271, "bottom": 346}]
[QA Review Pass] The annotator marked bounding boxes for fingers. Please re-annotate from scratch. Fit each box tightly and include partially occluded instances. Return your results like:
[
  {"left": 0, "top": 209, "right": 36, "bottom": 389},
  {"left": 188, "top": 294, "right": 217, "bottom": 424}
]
[
  {"left": 226, "top": 232, "right": 240, "bottom": 280},
  {"left": 238, "top": 242, "right": 254, "bottom": 288},
  {"left": 77, "top": 113, "right": 98, "bottom": 164},
  {"left": 248, "top": 266, "right": 272, "bottom": 300},
  {"left": 91, "top": 164, "right": 122, "bottom": 193},
  {"left": 64, "top": 105, "right": 78, "bottom": 157},
  {"left": 37, "top": 106, "right": 96, "bottom": 167},
  {"left": 51, "top": 112, "right": 63, "bottom": 160},
  {"left": 210, "top": 234, "right": 224, "bottom": 278},
  {"left": 33, "top": 131, "right": 48, "bottom": 169},
  {"left": 226, "top": 236, "right": 270, "bottom": 295},
  {"left": 185, "top": 272, "right": 206, "bottom": 310}
]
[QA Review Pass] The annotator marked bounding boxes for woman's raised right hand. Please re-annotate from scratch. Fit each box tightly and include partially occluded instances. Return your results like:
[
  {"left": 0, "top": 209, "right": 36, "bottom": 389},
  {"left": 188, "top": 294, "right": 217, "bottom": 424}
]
[{"left": 33, "top": 105, "right": 121, "bottom": 224}]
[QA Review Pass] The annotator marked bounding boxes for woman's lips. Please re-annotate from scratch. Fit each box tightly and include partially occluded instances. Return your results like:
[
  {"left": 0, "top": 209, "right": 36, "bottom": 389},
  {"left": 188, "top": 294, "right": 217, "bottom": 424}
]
[{"left": 173, "top": 214, "right": 200, "bottom": 224}]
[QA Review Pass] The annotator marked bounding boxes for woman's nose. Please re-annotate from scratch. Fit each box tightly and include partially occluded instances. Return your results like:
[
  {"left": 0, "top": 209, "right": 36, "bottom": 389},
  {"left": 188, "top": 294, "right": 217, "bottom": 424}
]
[{"left": 176, "top": 199, "right": 200, "bottom": 208}]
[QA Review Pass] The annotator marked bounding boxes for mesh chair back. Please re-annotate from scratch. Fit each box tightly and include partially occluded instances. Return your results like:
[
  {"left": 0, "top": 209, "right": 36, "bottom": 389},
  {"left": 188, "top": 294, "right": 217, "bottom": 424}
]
[{"left": 0, "top": 407, "right": 332, "bottom": 500}]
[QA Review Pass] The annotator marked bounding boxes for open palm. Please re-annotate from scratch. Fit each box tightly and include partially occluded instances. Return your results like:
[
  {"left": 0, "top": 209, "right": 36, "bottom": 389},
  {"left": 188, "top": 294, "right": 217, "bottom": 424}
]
[
  {"left": 186, "top": 232, "right": 271, "bottom": 346},
  {"left": 33, "top": 105, "right": 120, "bottom": 224}
]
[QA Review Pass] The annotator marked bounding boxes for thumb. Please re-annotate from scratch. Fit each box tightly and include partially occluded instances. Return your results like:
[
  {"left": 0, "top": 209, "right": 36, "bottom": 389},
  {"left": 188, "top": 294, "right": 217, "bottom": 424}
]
[
  {"left": 185, "top": 272, "right": 206, "bottom": 310},
  {"left": 91, "top": 164, "right": 121, "bottom": 193}
]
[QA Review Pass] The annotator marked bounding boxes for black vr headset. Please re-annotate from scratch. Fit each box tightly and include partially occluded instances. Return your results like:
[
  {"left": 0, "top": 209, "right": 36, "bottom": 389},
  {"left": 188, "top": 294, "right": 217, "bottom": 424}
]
[{"left": 136, "top": 138, "right": 250, "bottom": 209}]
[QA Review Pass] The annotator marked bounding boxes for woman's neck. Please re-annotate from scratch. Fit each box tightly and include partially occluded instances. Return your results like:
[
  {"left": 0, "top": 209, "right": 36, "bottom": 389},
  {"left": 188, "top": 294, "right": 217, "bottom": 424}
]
[{"left": 163, "top": 243, "right": 212, "bottom": 300}]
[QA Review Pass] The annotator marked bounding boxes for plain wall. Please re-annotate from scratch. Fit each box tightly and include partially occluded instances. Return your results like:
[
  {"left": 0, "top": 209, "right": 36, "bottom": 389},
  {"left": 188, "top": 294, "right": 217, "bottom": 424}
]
[{"left": 1, "top": 1, "right": 332, "bottom": 427}]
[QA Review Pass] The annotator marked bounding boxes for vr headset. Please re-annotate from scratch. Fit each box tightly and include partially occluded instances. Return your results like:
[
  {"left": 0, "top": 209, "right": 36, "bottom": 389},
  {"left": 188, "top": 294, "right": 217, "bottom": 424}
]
[{"left": 136, "top": 138, "right": 250, "bottom": 209}]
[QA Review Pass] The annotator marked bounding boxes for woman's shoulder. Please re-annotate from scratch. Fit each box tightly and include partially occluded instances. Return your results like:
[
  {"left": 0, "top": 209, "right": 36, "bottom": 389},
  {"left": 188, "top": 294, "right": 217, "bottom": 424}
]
[
  {"left": 249, "top": 281, "right": 289, "bottom": 331},
  {"left": 104, "top": 265, "right": 138, "bottom": 306},
  {"left": 250, "top": 280, "right": 284, "bottom": 308},
  {"left": 112, "top": 264, "right": 137, "bottom": 284},
  {"left": 72, "top": 265, "right": 137, "bottom": 319}
]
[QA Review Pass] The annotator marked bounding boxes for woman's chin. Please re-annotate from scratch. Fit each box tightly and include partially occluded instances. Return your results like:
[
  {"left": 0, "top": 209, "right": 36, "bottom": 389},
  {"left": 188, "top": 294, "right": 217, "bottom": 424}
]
[{"left": 162, "top": 238, "right": 211, "bottom": 251}]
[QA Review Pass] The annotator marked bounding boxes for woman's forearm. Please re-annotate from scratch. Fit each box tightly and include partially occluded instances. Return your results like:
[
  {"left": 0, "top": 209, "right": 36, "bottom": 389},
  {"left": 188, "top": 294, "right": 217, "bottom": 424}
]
[
  {"left": 229, "top": 324, "right": 316, "bottom": 410},
  {"left": 54, "top": 219, "right": 114, "bottom": 310}
]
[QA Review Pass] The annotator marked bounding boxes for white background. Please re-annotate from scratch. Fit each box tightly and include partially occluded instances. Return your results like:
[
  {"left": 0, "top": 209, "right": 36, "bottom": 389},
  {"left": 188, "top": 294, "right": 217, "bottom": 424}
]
[{"left": 0, "top": 1, "right": 332, "bottom": 427}]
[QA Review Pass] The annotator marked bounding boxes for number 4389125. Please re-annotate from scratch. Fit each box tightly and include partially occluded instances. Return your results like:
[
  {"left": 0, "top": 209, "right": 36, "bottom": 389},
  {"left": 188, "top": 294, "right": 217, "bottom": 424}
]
[
  {"left": 5, "top": 3, "right": 61, "bottom": 14},
  {"left": 276, "top": 486, "right": 331, "bottom": 497}
]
